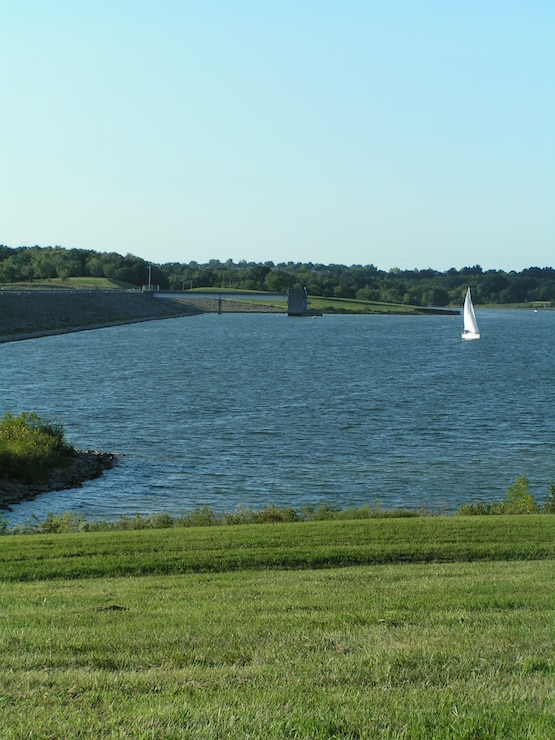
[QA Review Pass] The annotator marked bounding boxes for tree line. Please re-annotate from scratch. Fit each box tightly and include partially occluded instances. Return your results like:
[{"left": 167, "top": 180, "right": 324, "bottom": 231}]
[{"left": 1, "top": 245, "right": 554, "bottom": 307}]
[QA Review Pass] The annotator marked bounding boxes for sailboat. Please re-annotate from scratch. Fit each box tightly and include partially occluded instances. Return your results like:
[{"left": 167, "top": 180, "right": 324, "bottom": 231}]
[{"left": 461, "top": 287, "right": 480, "bottom": 340}]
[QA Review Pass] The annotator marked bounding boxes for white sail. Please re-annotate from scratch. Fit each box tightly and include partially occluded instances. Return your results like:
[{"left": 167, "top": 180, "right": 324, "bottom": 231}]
[{"left": 461, "top": 287, "right": 480, "bottom": 340}]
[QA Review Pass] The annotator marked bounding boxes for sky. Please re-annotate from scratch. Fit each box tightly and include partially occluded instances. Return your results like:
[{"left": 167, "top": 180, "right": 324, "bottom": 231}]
[{"left": 1, "top": 1, "right": 553, "bottom": 272}]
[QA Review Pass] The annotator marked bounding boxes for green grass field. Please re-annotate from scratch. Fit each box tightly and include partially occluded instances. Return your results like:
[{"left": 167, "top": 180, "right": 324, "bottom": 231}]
[
  {"left": 2, "top": 276, "right": 138, "bottom": 290},
  {"left": 180, "top": 287, "right": 443, "bottom": 314},
  {"left": 231, "top": 293, "right": 439, "bottom": 314},
  {"left": 1, "top": 516, "right": 554, "bottom": 738},
  {"left": 306, "top": 295, "right": 428, "bottom": 314}
]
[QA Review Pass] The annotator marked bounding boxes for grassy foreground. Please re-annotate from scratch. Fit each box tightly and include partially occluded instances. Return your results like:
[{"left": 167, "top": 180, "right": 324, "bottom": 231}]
[{"left": 1, "top": 517, "right": 554, "bottom": 738}]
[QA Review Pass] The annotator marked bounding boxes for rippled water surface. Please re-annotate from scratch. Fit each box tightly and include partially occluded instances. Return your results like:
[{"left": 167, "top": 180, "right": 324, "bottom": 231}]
[{"left": 2, "top": 310, "right": 554, "bottom": 523}]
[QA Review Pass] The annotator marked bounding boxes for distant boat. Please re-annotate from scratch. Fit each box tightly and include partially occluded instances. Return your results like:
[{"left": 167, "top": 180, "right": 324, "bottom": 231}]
[{"left": 461, "top": 287, "right": 480, "bottom": 340}]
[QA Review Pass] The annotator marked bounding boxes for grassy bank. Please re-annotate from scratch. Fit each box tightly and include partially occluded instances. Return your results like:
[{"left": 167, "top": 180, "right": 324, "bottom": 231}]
[
  {"left": 170, "top": 288, "right": 459, "bottom": 314},
  {"left": 0, "top": 277, "right": 137, "bottom": 290},
  {"left": 1, "top": 517, "right": 554, "bottom": 738},
  {"left": 1, "top": 515, "right": 554, "bottom": 582},
  {"left": 223, "top": 293, "right": 458, "bottom": 315}
]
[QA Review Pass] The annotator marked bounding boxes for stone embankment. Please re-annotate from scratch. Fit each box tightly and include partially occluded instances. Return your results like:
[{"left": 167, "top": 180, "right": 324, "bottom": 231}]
[
  {"left": 0, "top": 450, "right": 116, "bottom": 510},
  {"left": 0, "top": 290, "right": 284, "bottom": 344},
  {"left": 0, "top": 290, "right": 203, "bottom": 343}
]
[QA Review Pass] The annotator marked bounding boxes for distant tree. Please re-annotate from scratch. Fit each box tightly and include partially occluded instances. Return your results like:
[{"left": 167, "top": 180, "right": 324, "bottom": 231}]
[
  {"left": 86, "top": 256, "right": 105, "bottom": 277},
  {"left": 421, "top": 287, "right": 449, "bottom": 306},
  {"left": 264, "top": 269, "right": 295, "bottom": 292},
  {"left": 1, "top": 246, "right": 554, "bottom": 305}
]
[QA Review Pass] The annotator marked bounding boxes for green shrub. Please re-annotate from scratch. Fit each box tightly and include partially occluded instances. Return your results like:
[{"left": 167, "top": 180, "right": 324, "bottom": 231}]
[
  {"left": 148, "top": 512, "right": 176, "bottom": 529},
  {"left": 543, "top": 484, "right": 555, "bottom": 514},
  {"left": 221, "top": 504, "right": 298, "bottom": 525},
  {"left": 78, "top": 519, "right": 113, "bottom": 533},
  {"left": 457, "top": 474, "right": 541, "bottom": 515},
  {"left": 492, "top": 474, "right": 539, "bottom": 514},
  {"left": 0, "top": 412, "right": 74, "bottom": 484},
  {"left": 334, "top": 503, "right": 420, "bottom": 519},
  {"left": 456, "top": 500, "right": 493, "bottom": 516},
  {"left": 300, "top": 502, "right": 341, "bottom": 520},
  {"left": 221, "top": 506, "right": 256, "bottom": 525},
  {"left": 177, "top": 505, "right": 217, "bottom": 527},
  {"left": 35, "top": 512, "right": 84, "bottom": 534},
  {"left": 254, "top": 504, "right": 298, "bottom": 523}
]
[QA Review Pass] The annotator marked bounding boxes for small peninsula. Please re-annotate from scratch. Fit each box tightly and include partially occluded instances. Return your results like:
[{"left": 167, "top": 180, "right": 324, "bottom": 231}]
[
  {"left": 0, "top": 412, "right": 116, "bottom": 510},
  {"left": 0, "top": 449, "right": 116, "bottom": 510}
]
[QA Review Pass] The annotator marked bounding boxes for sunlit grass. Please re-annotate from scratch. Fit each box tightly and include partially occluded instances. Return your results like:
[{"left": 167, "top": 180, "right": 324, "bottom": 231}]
[
  {"left": 2, "top": 276, "right": 137, "bottom": 290},
  {"left": 1, "top": 515, "right": 554, "bottom": 582},
  {"left": 1, "top": 560, "right": 554, "bottom": 738},
  {"left": 307, "top": 295, "right": 420, "bottom": 314},
  {"left": 1, "top": 511, "right": 554, "bottom": 736}
]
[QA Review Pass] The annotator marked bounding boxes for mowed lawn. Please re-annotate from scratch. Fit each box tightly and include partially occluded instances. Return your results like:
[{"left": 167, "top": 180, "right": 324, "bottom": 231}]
[{"left": 1, "top": 516, "right": 554, "bottom": 739}]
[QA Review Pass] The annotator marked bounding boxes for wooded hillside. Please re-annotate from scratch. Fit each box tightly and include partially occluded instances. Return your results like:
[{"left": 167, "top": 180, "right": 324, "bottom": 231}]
[{"left": 1, "top": 245, "right": 554, "bottom": 307}]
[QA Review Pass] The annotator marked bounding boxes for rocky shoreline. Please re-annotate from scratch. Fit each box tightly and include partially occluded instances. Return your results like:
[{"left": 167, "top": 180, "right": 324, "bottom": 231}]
[{"left": 0, "top": 450, "right": 116, "bottom": 511}]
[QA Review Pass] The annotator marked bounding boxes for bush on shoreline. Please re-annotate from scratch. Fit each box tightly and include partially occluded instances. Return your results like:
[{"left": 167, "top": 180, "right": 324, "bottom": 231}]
[
  {"left": 456, "top": 474, "right": 555, "bottom": 515},
  {"left": 2, "top": 484, "right": 555, "bottom": 535},
  {"left": 0, "top": 412, "right": 75, "bottom": 485},
  {"left": 2, "top": 502, "right": 422, "bottom": 535}
]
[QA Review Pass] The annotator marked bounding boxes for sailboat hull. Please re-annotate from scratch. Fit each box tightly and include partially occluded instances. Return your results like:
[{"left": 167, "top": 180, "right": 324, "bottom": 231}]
[{"left": 461, "top": 331, "right": 480, "bottom": 340}]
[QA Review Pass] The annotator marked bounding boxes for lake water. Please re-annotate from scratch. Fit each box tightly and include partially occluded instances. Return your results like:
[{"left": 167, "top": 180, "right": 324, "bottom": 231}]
[{"left": 1, "top": 310, "right": 554, "bottom": 524}]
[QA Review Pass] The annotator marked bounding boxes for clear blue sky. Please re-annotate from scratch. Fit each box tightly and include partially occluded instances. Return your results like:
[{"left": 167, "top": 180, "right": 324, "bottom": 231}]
[{"left": 1, "top": 1, "right": 553, "bottom": 271}]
